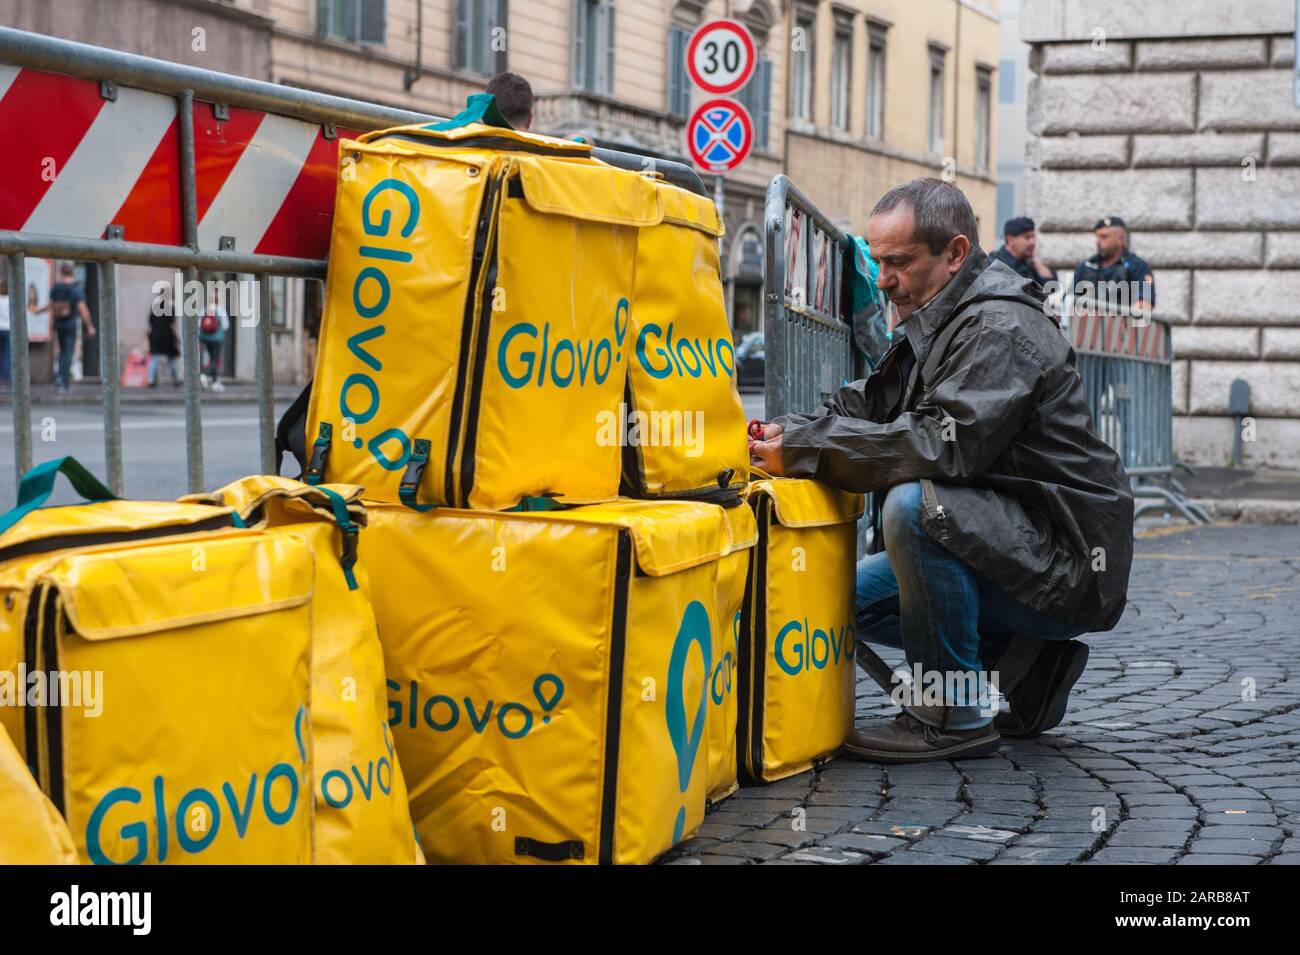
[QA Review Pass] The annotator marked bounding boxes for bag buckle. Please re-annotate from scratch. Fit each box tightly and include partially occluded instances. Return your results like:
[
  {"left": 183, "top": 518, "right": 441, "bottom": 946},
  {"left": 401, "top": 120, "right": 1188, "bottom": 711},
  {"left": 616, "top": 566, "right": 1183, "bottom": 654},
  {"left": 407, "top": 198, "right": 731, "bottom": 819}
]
[
  {"left": 305, "top": 423, "right": 332, "bottom": 486},
  {"left": 399, "top": 439, "right": 434, "bottom": 512}
]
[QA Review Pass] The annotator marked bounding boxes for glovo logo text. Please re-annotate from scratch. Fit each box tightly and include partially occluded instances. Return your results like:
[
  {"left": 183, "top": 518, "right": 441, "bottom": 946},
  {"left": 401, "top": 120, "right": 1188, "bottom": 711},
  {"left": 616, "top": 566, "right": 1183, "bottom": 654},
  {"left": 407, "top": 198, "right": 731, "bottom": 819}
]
[
  {"left": 319, "top": 721, "right": 401, "bottom": 811},
  {"left": 665, "top": 600, "right": 711, "bottom": 844},
  {"left": 710, "top": 610, "right": 741, "bottom": 706},
  {"left": 497, "top": 298, "right": 629, "bottom": 389},
  {"left": 85, "top": 708, "right": 309, "bottom": 865},
  {"left": 774, "top": 618, "right": 855, "bottom": 676},
  {"left": 337, "top": 177, "right": 421, "bottom": 472},
  {"left": 636, "top": 321, "right": 736, "bottom": 381},
  {"left": 387, "top": 673, "right": 564, "bottom": 740}
]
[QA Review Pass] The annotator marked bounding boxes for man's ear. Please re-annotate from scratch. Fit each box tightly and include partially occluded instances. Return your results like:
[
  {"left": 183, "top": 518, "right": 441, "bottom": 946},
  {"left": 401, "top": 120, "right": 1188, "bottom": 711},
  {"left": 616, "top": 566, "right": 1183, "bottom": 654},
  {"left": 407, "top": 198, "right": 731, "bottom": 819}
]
[{"left": 946, "top": 234, "right": 972, "bottom": 274}]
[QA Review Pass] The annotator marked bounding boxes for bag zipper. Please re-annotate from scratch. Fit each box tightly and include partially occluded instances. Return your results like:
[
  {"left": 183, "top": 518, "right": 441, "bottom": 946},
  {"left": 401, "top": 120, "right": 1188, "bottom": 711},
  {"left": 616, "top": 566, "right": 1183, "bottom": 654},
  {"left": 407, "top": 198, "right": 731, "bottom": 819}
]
[
  {"left": 597, "top": 531, "right": 632, "bottom": 865},
  {"left": 444, "top": 166, "right": 505, "bottom": 507},
  {"left": 736, "top": 497, "right": 770, "bottom": 783},
  {"left": 40, "top": 590, "right": 65, "bottom": 814},
  {"left": 0, "top": 514, "right": 236, "bottom": 565},
  {"left": 21, "top": 586, "right": 44, "bottom": 790},
  {"left": 456, "top": 167, "right": 508, "bottom": 508}
]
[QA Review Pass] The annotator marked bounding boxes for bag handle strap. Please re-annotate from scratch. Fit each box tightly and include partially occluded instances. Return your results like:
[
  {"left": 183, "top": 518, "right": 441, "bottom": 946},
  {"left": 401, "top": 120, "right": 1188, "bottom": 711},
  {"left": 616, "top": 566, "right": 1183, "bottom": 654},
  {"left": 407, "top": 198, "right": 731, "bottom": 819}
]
[
  {"left": 0, "top": 457, "right": 117, "bottom": 536},
  {"left": 749, "top": 465, "right": 777, "bottom": 482}
]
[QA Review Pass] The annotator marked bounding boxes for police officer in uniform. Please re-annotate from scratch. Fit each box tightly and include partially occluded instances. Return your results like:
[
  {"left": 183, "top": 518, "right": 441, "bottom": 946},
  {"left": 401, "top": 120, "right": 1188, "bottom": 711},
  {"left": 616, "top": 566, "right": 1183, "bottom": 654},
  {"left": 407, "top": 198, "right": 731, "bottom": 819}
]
[
  {"left": 989, "top": 216, "right": 1055, "bottom": 286},
  {"left": 1072, "top": 215, "right": 1155, "bottom": 316}
]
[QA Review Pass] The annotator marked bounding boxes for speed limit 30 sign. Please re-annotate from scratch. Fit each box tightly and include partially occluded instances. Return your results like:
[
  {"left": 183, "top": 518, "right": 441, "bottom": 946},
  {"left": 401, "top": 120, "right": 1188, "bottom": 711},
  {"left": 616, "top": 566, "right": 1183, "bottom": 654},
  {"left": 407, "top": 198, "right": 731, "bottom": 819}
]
[{"left": 686, "top": 19, "right": 756, "bottom": 96}]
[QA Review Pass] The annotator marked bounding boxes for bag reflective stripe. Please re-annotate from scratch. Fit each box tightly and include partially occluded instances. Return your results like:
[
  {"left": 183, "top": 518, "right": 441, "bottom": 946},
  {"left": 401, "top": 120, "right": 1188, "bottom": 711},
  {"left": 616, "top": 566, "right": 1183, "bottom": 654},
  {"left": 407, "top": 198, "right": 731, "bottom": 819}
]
[
  {"left": 623, "top": 179, "right": 748, "bottom": 502},
  {"left": 0, "top": 724, "right": 78, "bottom": 864},
  {"left": 740, "top": 479, "right": 864, "bottom": 783},
  {"left": 307, "top": 125, "right": 660, "bottom": 511},
  {"left": 366, "top": 499, "right": 727, "bottom": 864},
  {"left": 198, "top": 476, "right": 423, "bottom": 865}
]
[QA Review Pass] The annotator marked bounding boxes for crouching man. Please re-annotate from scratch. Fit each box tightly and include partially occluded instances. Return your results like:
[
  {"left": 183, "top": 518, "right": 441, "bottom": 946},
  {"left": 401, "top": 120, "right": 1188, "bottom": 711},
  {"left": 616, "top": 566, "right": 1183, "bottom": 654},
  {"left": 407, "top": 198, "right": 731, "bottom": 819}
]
[{"left": 751, "top": 178, "right": 1134, "bottom": 763}]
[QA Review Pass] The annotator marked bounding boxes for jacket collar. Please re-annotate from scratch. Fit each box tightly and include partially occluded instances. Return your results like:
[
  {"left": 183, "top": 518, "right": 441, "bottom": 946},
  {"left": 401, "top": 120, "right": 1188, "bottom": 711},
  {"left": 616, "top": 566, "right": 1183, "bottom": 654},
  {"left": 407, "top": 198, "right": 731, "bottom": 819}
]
[{"left": 903, "top": 246, "right": 988, "bottom": 368}]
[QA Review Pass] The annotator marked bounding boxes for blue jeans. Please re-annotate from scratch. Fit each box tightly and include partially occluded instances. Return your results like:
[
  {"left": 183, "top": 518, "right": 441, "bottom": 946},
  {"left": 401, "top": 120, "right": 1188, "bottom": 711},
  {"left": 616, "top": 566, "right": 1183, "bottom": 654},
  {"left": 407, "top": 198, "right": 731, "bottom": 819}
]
[
  {"left": 54, "top": 318, "right": 77, "bottom": 388},
  {"left": 856, "top": 482, "right": 1086, "bottom": 730},
  {"left": 0, "top": 329, "right": 9, "bottom": 383}
]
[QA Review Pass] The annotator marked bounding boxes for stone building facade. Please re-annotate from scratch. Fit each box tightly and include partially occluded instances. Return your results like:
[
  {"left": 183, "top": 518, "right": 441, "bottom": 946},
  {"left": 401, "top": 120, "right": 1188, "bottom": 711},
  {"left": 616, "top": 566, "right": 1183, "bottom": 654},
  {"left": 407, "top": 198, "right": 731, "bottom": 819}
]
[{"left": 1023, "top": 0, "right": 1300, "bottom": 468}]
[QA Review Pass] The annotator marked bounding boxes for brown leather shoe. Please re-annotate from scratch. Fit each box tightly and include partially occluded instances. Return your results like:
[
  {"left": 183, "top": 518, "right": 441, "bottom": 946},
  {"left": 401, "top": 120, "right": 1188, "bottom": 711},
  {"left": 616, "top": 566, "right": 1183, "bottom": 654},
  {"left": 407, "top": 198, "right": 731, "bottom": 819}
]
[{"left": 842, "top": 712, "right": 1001, "bottom": 764}]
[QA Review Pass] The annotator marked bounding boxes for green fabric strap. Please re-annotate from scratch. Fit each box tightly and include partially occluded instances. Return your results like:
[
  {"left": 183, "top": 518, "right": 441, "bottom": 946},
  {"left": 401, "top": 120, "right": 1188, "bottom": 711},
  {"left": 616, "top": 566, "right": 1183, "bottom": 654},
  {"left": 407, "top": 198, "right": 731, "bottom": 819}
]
[
  {"left": 399, "top": 439, "right": 435, "bottom": 513},
  {"left": 426, "top": 93, "right": 514, "bottom": 132},
  {"left": 315, "top": 485, "right": 359, "bottom": 591},
  {"left": 0, "top": 457, "right": 117, "bottom": 537},
  {"left": 508, "top": 495, "right": 567, "bottom": 513}
]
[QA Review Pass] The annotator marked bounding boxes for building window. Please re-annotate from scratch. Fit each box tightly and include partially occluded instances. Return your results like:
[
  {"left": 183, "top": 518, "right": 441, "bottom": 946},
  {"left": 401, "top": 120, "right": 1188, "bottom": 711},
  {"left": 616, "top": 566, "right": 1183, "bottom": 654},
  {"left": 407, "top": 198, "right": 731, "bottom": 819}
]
[
  {"left": 790, "top": 7, "right": 815, "bottom": 122},
  {"left": 975, "top": 67, "right": 992, "bottom": 172},
  {"left": 738, "top": 58, "right": 772, "bottom": 149},
  {"left": 830, "top": 15, "right": 852, "bottom": 131},
  {"left": 454, "top": 0, "right": 508, "bottom": 76},
  {"left": 668, "top": 25, "right": 691, "bottom": 117},
  {"left": 998, "top": 57, "right": 1017, "bottom": 104},
  {"left": 996, "top": 181, "right": 1015, "bottom": 232},
  {"left": 572, "top": 0, "right": 615, "bottom": 95},
  {"left": 866, "top": 23, "right": 886, "bottom": 139},
  {"left": 928, "top": 45, "right": 946, "bottom": 155},
  {"left": 317, "top": 0, "right": 386, "bottom": 45}
]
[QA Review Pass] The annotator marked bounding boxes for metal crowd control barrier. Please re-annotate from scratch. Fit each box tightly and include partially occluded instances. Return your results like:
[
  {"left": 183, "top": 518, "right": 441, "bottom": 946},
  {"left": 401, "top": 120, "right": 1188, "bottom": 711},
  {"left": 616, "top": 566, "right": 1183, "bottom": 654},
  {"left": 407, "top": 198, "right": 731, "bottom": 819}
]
[
  {"left": 762, "top": 175, "right": 856, "bottom": 420},
  {"left": 0, "top": 26, "right": 706, "bottom": 495},
  {"left": 762, "top": 174, "right": 884, "bottom": 554},
  {"left": 1070, "top": 309, "right": 1211, "bottom": 525}
]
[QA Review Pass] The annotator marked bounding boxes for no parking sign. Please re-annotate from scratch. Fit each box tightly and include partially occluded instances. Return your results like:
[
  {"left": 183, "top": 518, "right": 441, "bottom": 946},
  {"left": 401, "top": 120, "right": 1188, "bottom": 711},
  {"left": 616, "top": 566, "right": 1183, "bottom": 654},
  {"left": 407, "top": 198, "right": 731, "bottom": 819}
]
[{"left": 686, "top": 99, "right": 753, "bottom": 174}]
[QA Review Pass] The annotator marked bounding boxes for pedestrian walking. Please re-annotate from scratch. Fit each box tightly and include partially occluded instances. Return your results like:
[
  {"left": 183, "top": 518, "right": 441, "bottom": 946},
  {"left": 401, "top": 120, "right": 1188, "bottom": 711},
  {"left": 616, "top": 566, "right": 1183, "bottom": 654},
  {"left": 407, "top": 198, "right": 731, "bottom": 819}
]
[
  {"left": 198, "top": 289, "right": 229, "bottom": 393},
  {"left": 33, "top": 263, "right": 95, "bottom": 393},
  {"left": 0, "top": 270, "right": 11, "bottom": 390},
  {"left": 147, "top": 300, "right": 181, "bottom": 387}
]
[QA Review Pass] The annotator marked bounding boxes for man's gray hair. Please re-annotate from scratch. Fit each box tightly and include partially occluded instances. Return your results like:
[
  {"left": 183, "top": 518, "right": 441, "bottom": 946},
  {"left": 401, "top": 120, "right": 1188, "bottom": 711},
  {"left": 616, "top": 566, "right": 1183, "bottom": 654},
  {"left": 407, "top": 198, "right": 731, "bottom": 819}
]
[{"left": 871, "top": 178, "right": 981, "bottom": 256}]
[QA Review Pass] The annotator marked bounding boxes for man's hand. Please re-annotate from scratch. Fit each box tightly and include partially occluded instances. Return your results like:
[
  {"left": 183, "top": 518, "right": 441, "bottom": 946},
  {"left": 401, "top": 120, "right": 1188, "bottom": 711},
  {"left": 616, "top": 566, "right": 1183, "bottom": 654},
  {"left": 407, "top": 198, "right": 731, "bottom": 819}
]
[
  {"left": 83, "top": 324, "right": 96, "bottom": 339},
  {"left": 749, "top": 422, "right": 785, "bottom": 476}
]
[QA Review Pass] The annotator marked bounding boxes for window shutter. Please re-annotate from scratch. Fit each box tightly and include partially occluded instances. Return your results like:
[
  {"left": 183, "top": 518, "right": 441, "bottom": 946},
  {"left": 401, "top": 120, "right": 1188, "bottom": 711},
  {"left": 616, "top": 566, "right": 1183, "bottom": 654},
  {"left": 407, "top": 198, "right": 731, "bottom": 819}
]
[
  {"left": 571, "top": 1, "right": 586, "bottom": 88},
  {"left": 493, "top": 0, "right": 509, "bottom": 73},
  {"left": 757, "top": 57, "right": 771, "bottom": 149},
  {"left": 601, "top": 3, "right": 615, "bottom": 95},
  {"left": 668, "top": 27, "right": 686, "bottom": 116},
  {"left": 454, "top": 0, "right": 470, "bottom": 69},
  {"left": 359, "top": 0, "right": 384, "bottom": 45},
  {"left": 316, "top": 0, "right": 330, "bottom": 36}
]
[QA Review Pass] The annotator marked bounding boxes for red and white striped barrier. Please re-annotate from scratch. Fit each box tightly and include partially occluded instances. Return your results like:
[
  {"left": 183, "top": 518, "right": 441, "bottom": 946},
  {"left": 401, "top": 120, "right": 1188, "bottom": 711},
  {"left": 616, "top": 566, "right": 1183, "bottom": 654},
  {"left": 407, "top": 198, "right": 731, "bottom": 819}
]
[
  {"left": 1070, "top": 311, "right": 1170, "bottom": 363},
  {"left": 0, "top": 64, "right": 358, "bottom": 259}
]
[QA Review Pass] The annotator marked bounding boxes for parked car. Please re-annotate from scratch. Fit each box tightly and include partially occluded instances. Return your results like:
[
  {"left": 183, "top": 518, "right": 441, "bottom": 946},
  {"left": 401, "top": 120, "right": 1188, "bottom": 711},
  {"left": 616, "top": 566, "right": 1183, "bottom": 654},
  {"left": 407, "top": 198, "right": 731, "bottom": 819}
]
[{"left": 735, "top": 331, "right": 764, "bottom": 390}]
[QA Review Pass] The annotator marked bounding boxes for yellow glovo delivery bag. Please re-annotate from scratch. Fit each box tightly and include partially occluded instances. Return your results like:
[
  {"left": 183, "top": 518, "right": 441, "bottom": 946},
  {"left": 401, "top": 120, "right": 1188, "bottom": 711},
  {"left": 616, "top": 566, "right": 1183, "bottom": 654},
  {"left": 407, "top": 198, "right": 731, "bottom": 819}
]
[
  {"left": 620, "top": 177, "right": 749, "bottom": 504},
  {"left": 304, "top": 119, "right": 663, "bottom": 511},
  {"left": 738, "top": 476, "right": 864, "bottom": 784},
  {"left": 0, "top": 724, "right": 78, "bottom": 864},
  {"left": 0, "top": 458, "right": 315, "bottom": 865},
  {"left": 365, "top": 498, "right": 730, "bottom": 864},
  {"left": 182, "top": 475, "right": 423, "bottom": 864}
]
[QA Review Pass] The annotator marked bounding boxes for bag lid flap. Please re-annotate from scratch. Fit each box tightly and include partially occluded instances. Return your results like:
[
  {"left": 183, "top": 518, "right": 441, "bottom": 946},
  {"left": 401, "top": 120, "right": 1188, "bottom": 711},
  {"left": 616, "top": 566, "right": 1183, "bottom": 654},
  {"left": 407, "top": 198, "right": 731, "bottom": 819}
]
[
  {"left": 0, "top": 500, "right": 237, "bottom": 561},
  {"left": 358, "top": 121, "right": 594, "bottom": 156},
  {"left": 43, "top": 532, "right": 314, "bottom": 641},
  {"left": 515, "top": 156, "right": 663, "bottom": 228},
  {"left": 720, "top": 502, "right": 758, "bottom": 554},
  {"left": 747, "top": 478, "right": 865, "bottom": 528},
  {"left": 181, "top": 476, "right": 367, "bottom": 528},
  {"left": 650, "top": 179, "right": 725, "bottom": 237}
]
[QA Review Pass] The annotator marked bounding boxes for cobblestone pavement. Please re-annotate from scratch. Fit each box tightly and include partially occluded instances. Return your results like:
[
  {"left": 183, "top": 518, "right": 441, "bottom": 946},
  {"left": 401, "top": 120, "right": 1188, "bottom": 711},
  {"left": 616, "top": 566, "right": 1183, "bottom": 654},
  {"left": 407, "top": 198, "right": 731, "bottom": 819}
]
[{"left": 665, "top": 524, "right": 1300, "bottom": 865}]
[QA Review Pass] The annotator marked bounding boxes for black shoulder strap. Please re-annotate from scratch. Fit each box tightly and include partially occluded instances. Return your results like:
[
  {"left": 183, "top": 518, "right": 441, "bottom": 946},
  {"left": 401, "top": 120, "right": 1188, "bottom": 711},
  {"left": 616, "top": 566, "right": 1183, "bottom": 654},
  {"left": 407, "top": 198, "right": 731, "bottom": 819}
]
[{"left": 275, "top": 380, "right": 314, "bottom": 478}]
